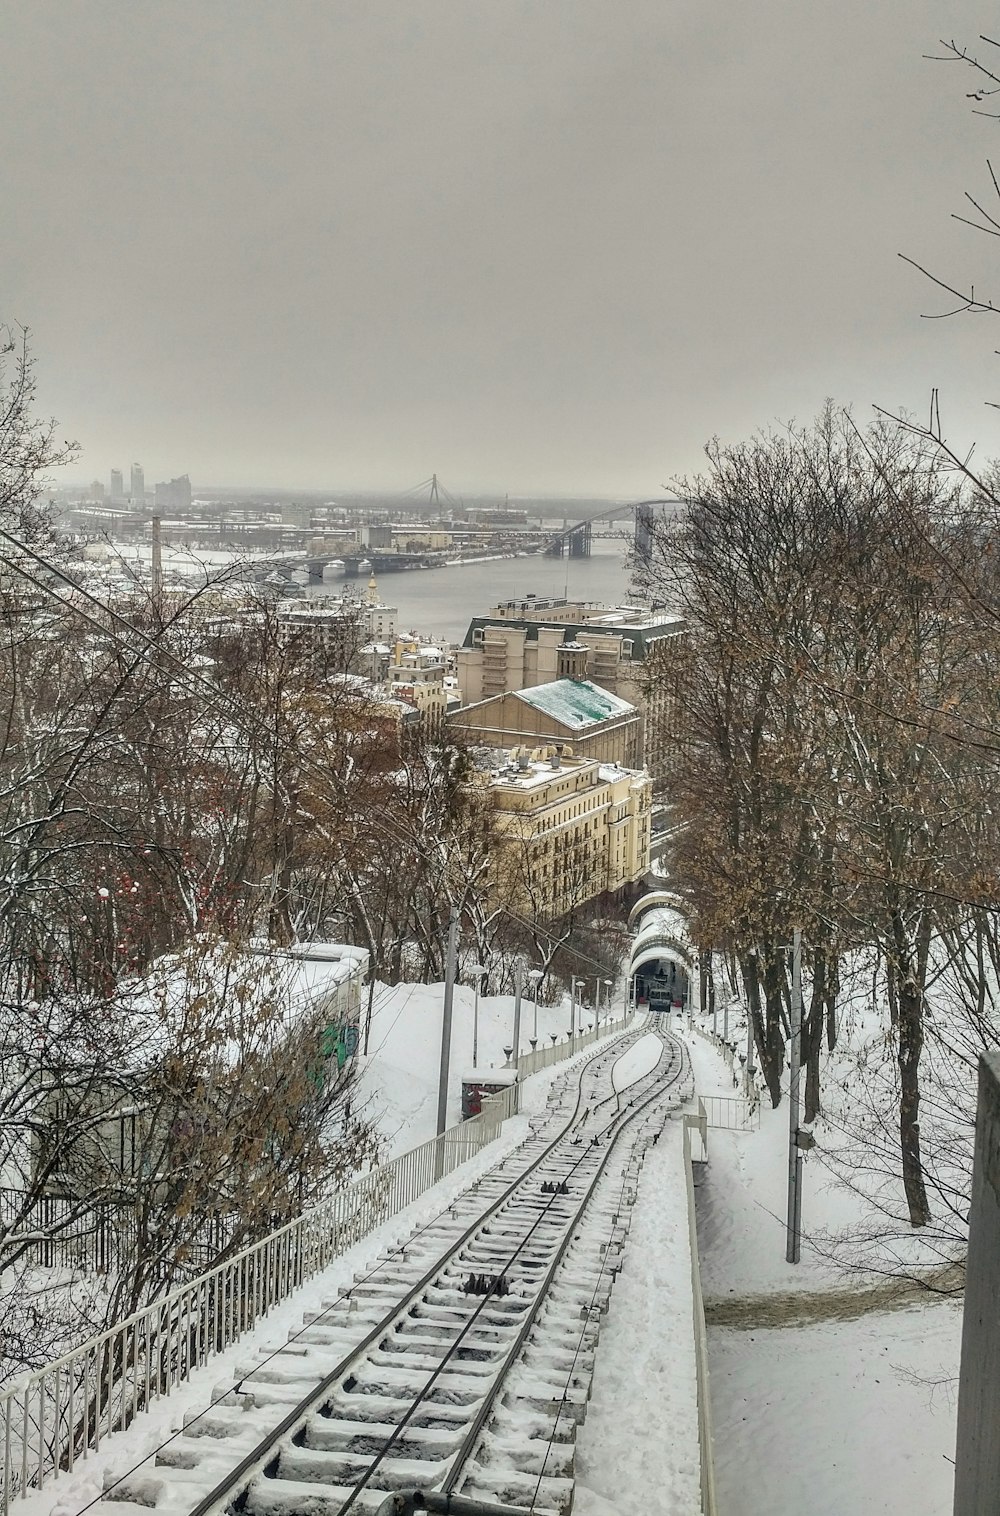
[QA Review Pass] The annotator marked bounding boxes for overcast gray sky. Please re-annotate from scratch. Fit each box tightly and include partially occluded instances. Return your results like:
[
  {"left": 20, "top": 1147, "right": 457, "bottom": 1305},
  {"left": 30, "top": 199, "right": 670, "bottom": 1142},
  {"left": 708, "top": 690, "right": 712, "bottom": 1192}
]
[{"left": 1, "top": 0, "right": 994, "bottom": 496}]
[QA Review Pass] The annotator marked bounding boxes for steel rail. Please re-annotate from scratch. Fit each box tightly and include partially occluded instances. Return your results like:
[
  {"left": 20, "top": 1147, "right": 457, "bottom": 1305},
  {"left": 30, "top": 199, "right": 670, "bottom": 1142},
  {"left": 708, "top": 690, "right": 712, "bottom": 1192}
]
[
  {"left": 185, "top": 1025, "right": 654, "bottom": 1516},
  {"left": 340, "top": 1031, "right": 684, "bottom": 1514},
  {"left": 439, "top": 1028, "right": 682, "bottom": 1500}
]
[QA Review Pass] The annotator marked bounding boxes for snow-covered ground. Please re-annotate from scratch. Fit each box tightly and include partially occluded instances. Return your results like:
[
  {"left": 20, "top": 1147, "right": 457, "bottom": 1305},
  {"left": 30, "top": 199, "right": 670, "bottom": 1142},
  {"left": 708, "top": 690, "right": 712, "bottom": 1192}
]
[
  {"left": 684, "top": 1020, "right": 962, "bottom": 1516},
  {"left": 574, "top": 1115, "right": 701, "bottom": 1515},
  {"left": 15, "top": 983, "right": 966, "bottom": 1516},
  {"left": 609, "top": 1030, "right": 664, "bottom": 1095},
  {"left": 355, "top": 979, "right": 619, "bottom": 1154}
]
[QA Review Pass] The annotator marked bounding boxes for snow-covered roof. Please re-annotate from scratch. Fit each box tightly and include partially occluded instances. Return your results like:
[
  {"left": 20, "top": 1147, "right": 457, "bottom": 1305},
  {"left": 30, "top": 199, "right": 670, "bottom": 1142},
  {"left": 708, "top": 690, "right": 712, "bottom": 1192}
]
[
  {"left": 511, "top": 678, "right": 635, "bottom": 730},
  {"left": 598, "top": 762, "right": 647, "bottom": 785}
]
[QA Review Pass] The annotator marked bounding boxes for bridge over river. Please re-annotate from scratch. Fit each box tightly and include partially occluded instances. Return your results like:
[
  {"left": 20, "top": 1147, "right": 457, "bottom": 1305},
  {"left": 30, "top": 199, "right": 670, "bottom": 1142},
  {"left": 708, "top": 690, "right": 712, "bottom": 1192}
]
[{"left": 305, "top": 498, "right": 688, "bottom": 578}]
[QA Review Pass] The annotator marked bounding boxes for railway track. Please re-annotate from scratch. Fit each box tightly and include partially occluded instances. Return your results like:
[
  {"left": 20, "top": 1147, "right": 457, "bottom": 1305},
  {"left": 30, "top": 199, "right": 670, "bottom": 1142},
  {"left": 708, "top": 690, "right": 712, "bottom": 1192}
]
[{"left": 93, "top": 1023, "right": 691, "bottom": 1516}]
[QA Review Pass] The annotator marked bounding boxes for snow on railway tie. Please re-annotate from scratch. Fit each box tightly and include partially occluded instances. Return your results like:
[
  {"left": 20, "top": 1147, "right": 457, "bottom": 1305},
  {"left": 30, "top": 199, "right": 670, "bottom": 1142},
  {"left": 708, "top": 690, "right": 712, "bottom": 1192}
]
[{"left": 81, "top": 1025, "right": 692, "bottom": 1516}]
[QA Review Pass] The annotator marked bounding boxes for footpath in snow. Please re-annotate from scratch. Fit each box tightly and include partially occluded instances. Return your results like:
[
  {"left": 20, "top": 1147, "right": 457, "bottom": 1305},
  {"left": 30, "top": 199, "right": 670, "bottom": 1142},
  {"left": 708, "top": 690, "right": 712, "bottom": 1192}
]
[{"left": 684, "top": 1020, "right": 962, "bottom": 1516}]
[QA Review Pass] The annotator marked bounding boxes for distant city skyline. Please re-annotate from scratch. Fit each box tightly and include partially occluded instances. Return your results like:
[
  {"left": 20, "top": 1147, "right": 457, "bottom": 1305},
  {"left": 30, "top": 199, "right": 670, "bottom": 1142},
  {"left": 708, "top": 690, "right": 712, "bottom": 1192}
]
[
  {"left": 66, "top": 471, "right": 634, "bottom": 505},
  {"left": 5, "top": 1, "right": 997, "bottom": 496}
]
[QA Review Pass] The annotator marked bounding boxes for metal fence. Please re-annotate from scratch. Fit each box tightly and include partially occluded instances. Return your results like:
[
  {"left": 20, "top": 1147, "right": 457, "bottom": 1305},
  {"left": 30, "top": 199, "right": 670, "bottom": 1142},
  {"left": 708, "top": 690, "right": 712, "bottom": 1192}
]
[
  {"left": 691, "top": 1020, "right": 762, "bottom": 1112},
  {"left": 515, "top": 1008, "right": 634, "bottom": 1079},
  {"left": 0, "top": 1191, "right": 243, "bottom": 1277},
  {"left": 698, "top": 1094, "right": 759, "bottom": 1132},
  {"left": 0, "top": 1093, "right": 512, "bottom": 1511},
  {"left": 0, "top": 1010, "right": 626, "bottom": 1510}
]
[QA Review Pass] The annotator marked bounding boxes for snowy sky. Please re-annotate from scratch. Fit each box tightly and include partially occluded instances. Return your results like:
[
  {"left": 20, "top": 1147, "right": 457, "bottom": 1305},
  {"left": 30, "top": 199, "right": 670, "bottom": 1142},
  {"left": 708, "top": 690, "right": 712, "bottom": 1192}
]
[{"left": 2, "top": 0, "right": 995, "bottom": 496}]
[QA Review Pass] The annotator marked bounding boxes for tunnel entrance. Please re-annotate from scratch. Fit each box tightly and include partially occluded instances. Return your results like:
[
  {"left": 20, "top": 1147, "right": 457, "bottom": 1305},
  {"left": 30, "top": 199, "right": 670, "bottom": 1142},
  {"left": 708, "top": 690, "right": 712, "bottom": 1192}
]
[{"left": 633, "top": 957, "right": 689, "bottom": 1013}]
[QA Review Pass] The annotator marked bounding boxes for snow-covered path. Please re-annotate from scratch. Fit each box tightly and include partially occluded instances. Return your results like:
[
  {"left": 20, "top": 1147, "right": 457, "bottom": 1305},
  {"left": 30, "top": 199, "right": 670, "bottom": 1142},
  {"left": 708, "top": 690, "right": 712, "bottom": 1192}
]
[
  {"left": 684, "top": 1022, "right": 963, "bottom": 1516},
  {"left": 710, "top": 1304, "right": 961, "bottom": 1516}
]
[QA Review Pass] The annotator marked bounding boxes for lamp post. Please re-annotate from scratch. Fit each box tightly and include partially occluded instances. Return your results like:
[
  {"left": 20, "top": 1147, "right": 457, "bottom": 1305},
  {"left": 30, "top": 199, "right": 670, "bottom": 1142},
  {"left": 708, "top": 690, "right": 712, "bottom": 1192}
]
[
  {"left": 467, "top": 963, "right": 486, "bottom": 1069},
  {"left": 435, "top": 904, "right": 460, "bottom": 1174},
  {"left": 527, "top": 968, "right": 543, "bottom": 1049},
  {"left": 601, "top": 977, "right": 613, "bottom": 1032}
]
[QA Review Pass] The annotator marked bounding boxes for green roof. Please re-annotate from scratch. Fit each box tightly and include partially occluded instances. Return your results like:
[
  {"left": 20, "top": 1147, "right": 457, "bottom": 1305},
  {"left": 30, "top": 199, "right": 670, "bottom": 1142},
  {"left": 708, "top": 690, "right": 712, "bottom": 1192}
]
[{"left": 511, "top": 679, "right": 634, "bottom": 730}]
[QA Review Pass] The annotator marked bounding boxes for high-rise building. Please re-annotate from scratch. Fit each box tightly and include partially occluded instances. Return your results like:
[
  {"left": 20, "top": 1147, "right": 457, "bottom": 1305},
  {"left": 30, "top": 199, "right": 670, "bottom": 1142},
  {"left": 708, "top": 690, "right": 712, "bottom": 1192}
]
[
  {"left": 130, "top": 463, "right": 145, "bottom": 510},
  {"left": 153, "top": 474, "right": 192, "bottom": 512},
  {"left": 110, "top": 469, "right": 124, "bottom": 503}
]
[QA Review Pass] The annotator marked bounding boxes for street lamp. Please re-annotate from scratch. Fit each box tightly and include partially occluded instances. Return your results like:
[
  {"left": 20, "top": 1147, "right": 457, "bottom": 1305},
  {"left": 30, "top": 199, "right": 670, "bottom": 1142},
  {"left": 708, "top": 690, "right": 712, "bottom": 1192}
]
[
  {"left": 600, "top": 977, "right": 613, "bottom": 1032},
  {"left": 526, "top": 968, "right": 543, "bottom": 1049},
  {"left": 467, "top": 963, "right": 487, "bottom": 1069}
]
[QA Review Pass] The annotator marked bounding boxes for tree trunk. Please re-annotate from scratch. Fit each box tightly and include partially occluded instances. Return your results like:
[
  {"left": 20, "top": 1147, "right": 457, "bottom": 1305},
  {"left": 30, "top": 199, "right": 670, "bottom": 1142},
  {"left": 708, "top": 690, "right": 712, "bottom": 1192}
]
[
  {"left": 742, "top": 954, "right": 780, "bottom": 1106},
  {"left": 762, "top": 952, "right": 787, "bottom": 1105},
  {"left": 825, "top": 956, "right": 840, "bottom": 1052},
  {"left": 803, "top": 954, "right": 826, "bottom": 1123},
  {"left": 897, "top": 971, "right": 931, "bottom": 1227}
]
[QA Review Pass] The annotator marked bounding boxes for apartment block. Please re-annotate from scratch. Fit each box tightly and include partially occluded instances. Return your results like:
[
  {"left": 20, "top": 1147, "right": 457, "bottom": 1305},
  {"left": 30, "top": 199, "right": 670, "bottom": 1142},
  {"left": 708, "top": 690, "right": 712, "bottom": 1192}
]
[{"left": 482, "top": 746, "right": 651, "bottom": 919}]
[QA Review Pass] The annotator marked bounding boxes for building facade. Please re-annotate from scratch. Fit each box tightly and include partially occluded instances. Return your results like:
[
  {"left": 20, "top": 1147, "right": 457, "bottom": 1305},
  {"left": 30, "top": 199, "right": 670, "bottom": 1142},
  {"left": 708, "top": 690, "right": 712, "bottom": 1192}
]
[
  {"left": 154, "top": 474, "right": 193, "bottom": 512},
  {"left": 482, "top": 747, "right": 651, "bottom": 919},
  {"left": 130, "top": 463, "right": 145, "bottom": 510},
  {"left": 455, "top": 598, "right": 685, "bottom": 789},
  {"left": 276, "top": 577, "right": 398, "bottom": 667},
  {"left": 388, "top": 637, "right": 448, "bottom": 736}
]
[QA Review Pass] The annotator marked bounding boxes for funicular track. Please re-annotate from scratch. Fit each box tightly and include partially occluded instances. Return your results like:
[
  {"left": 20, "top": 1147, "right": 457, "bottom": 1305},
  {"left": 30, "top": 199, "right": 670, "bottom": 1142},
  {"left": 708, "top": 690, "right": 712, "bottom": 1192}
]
[{"left": 95, "top": 1024, "right": 691, "bottom": 1516}]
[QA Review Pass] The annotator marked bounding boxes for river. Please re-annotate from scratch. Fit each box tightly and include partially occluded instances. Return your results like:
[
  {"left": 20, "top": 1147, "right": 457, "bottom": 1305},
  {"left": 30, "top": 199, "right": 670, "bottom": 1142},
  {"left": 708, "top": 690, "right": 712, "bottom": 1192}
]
[{"left": 305, "top": 539, "right": 634, "bottom": 644}]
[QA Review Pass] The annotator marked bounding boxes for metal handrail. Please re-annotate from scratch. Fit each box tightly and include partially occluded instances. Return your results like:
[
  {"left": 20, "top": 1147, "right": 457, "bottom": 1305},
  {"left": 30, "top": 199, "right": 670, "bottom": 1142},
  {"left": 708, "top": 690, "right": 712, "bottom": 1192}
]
[
  {"left": 514, "top": 1008, "right": 634, "bottom": 1079},
  {"left": 692, "top": 1019, "right": 762, "bottom": 1111}
]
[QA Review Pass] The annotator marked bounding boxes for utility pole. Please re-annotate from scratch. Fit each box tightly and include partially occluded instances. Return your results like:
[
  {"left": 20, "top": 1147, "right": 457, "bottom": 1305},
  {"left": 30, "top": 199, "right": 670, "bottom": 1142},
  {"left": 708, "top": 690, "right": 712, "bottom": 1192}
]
[
  {"left": 953, "top": 1052, "right": 1000, "bottom": 1515},
  {"left": 435, "top": 905, "right": 460, "bottom": 1168},
  {"left": 511, "top": 963, "right": 523, "bottom": 1070},
  {"left": 786, "top": 927, "right": 803, "bottom": 1264}
]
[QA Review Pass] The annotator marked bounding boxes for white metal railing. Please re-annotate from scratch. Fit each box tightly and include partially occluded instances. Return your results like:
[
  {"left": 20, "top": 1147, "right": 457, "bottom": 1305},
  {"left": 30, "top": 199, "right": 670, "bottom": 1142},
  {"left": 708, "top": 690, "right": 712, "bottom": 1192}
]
[
  {"left": 692, "top": 1020, "right": 762, "bottom": 1112},
  {"left": 698, "top": 1093, "right": 759, "bottom": 1132},
  {"left": 0, "top": 1005, "right": 629, "bottom": 1509},
  {"left": 0, "top": 1103, "right": 503, "bottom": 1510},
  {"left": 683, "top": 1111, "right": 718, "bottom": 1516},
  {"left": 514, "top": 1008, "right": 634, "bottom": 1079}
]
